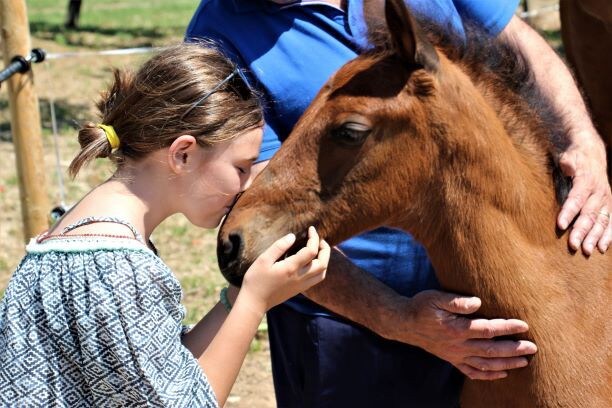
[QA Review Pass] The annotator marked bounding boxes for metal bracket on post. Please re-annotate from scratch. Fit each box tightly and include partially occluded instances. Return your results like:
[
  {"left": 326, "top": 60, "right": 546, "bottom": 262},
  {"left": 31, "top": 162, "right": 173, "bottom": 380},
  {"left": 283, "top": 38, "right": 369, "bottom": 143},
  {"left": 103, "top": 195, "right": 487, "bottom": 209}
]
[{"left": 0, "top": 48, "right": 45, "bottom": 86}]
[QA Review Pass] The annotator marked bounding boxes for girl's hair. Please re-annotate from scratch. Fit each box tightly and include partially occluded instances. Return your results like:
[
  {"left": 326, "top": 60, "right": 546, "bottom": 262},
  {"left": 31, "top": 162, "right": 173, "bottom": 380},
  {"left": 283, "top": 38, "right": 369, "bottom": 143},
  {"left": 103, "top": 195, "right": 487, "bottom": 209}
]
[{"left": 68, "top": 42, "right": 263, "bottom": 177}]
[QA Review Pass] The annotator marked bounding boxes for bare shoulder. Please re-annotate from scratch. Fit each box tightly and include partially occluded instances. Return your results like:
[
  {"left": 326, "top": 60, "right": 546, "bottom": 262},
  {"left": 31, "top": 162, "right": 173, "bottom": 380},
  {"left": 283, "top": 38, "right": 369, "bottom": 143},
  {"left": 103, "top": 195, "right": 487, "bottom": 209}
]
[{"left": 47, "top": 194, "right": 139, "bottom": 239}]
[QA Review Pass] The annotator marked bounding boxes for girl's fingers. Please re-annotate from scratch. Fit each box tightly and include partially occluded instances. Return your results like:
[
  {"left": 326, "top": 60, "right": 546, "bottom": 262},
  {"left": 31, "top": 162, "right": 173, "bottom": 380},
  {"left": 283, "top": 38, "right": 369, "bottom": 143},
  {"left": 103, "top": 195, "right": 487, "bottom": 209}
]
[
  {"left": 284, "top": 227, "right": 320, "bottom": 267},
  {"left": 302, "top": 269, "right": 327, "bottom": 290},
  {"left": 296, "top": 258, "right": 326, "bottom": 277},
  {"left": 305, "top": 226, "right": 320, "bottom": 255},
  {"left": 258, "top": 233, "right": 296, "bottom": 264},
  {"left": 317, "top": 239, "right": 331, "bottom": 264}
]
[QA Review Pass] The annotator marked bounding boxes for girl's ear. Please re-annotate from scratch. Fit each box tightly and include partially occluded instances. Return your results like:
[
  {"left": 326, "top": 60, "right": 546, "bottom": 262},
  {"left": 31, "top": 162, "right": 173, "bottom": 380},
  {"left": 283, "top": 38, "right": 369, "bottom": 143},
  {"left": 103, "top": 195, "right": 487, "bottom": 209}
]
[{"left": 168, "top": 135, "right": 198, "bottom": 174}]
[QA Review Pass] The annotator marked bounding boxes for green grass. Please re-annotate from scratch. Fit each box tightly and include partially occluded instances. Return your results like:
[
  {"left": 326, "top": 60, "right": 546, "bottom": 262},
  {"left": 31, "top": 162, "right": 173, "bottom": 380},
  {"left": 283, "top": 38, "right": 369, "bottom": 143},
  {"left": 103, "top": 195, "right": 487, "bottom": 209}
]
[
  {"left": 5, "top": 176, "right": 18, "bottom": 186},
  {"left": 27, "top": 0, "right": 199, "bottom": 48}
]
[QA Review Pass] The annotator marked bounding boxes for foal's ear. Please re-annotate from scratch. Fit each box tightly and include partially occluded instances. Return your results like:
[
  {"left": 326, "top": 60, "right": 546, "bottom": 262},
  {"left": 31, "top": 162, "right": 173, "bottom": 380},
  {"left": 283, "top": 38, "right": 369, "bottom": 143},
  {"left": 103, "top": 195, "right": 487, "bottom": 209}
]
[{"left": 384, "top": 0, "right": 439, "bottom": 71}]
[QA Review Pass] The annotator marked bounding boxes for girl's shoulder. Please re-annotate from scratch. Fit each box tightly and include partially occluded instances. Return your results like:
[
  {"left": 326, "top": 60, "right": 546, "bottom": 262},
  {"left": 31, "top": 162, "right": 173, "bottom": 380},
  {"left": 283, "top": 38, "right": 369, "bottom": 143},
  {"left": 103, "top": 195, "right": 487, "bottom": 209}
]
[
  {"left": 15, "top": 234, "right": 176, "bottom": 300},
  {"left": 25, "top": 233, "right": 155, "bottom": 256},
  {"left": 30, "top": 215, "right": 156, "bottom": 256}
]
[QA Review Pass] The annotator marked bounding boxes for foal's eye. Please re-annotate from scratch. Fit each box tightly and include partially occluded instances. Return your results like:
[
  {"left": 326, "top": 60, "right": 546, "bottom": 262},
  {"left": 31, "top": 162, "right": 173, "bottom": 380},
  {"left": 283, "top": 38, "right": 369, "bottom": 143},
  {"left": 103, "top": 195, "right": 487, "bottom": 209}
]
[{"left": 331, "top": 122, "right": 371, "bottom": 147}]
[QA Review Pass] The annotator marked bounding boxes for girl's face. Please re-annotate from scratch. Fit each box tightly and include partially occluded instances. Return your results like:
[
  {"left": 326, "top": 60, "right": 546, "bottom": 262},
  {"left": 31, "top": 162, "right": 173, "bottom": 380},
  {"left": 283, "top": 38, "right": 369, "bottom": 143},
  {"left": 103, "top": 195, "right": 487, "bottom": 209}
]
[{"left": 181, "top": 127, "right": 263, "bottom": 228}]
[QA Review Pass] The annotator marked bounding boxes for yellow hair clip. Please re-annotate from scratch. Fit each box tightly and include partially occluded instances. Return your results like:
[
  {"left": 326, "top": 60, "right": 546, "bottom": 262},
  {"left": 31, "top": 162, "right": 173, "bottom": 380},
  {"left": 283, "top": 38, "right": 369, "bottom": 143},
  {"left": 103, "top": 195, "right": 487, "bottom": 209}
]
[{"left": 97, "top": 124, "right": 120, "bottom": 150}]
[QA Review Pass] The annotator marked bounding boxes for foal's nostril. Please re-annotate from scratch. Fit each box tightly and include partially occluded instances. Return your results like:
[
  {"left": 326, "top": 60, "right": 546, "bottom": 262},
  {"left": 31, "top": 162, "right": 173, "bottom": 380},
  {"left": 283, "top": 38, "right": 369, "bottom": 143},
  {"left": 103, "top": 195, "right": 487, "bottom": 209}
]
[{"left": 217, "top": 232, "right": 243, "bottom": 271}]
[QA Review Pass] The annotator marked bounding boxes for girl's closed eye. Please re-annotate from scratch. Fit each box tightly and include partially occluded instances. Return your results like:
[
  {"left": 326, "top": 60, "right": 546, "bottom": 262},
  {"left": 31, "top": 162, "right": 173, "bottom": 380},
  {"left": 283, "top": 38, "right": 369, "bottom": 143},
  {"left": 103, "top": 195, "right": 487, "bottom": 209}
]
[{"left": 237, "top": 158, "right": 257, "bottom": 175}]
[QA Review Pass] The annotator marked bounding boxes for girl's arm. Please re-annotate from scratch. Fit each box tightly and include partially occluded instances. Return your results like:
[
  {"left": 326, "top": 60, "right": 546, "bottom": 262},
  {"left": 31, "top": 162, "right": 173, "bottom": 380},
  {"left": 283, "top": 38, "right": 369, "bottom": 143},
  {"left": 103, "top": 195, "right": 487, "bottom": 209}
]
[
  {"left": 182, "top": 227, "right": 329, "bottom": 406},
  {"left": 181, "top": 286, "right": 239, "bottom": 357}
]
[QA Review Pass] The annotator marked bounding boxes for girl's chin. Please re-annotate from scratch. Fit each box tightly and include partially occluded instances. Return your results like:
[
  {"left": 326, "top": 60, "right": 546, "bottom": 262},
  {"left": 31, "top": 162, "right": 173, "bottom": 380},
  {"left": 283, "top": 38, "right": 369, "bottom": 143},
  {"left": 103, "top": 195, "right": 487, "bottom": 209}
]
[
  {"left": 199, "top": 214, "right": 226, "bottom": 229},
  {"left": 183, "top": 212, "right": 219, "bottom": 229},
  {"left": 195, "top": 218, "right": 222, "bottom": 229}
]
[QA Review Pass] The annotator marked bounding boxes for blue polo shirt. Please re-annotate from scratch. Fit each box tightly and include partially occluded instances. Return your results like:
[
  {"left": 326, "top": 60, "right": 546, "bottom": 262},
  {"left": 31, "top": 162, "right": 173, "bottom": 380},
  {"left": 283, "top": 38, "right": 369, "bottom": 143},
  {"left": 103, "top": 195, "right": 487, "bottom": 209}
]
[{"left": 186, "top": 0, "right": 518, "bottom": 316}]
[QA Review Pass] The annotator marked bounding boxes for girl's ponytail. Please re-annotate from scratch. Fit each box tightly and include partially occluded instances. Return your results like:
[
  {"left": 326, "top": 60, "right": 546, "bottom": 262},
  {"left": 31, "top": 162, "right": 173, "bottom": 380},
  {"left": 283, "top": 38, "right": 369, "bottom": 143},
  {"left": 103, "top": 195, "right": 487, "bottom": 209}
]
[
  {"left": 68, "top": 43, "right": 262, "bottom": 178},
  {"left": 68, "top": 122, "right": 114, "bottom": 178}
]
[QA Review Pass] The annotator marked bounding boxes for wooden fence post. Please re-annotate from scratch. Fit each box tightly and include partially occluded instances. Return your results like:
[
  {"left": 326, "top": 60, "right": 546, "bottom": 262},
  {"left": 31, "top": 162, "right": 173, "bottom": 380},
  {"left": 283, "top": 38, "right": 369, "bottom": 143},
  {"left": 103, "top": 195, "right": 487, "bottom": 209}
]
[{"left": 0, "top": 0, "right": 50, "bottom": 241}]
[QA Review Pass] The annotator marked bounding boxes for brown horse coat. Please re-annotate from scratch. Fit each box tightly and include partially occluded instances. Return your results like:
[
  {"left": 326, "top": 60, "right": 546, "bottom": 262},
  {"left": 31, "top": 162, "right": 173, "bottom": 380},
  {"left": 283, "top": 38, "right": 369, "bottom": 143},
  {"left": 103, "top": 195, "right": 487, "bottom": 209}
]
[{"left": 219, "top": 1, "right": 611, "bottom": 406}]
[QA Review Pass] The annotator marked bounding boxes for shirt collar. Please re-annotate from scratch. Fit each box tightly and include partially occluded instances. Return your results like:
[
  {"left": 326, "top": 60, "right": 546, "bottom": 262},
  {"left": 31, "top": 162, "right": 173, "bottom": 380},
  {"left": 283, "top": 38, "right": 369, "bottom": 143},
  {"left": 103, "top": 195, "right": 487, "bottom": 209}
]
[{"left": 232, "top": 0, "right": 343, "bottom": 13}]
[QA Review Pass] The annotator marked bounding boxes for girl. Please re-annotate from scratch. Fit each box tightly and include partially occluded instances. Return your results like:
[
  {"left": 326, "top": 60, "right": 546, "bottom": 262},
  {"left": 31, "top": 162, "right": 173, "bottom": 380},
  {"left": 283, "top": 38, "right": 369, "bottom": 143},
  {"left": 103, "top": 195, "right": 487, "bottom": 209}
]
[{"left": 0, "top": 43, "right": 329, "bottom": 407}]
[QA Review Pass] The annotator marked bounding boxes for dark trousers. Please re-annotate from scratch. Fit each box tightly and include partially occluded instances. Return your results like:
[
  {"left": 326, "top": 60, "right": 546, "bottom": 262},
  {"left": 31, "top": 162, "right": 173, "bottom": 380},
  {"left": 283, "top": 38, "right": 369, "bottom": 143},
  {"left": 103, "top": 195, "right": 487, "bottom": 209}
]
[
  {"left": 66, "top": 0, "right": 82, "bottom": 28},
  {"left": 267, "top": 303, "right": 463, "bottom": 408}
]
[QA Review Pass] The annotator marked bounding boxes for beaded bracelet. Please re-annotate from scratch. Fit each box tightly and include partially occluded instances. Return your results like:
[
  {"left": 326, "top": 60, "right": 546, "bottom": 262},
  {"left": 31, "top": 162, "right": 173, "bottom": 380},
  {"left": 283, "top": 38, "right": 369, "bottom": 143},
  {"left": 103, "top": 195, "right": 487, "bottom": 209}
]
[{"left": 220, "top": 287, "right": 233, "bottom": 312}]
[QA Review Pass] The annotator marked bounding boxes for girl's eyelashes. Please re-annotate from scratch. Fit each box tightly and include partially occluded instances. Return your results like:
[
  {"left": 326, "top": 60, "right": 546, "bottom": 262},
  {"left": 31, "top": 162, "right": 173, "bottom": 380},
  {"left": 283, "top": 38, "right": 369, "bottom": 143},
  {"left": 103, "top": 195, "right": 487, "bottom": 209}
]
[{"left": 237, "top": 167, "right": 246, "bottom": 174}]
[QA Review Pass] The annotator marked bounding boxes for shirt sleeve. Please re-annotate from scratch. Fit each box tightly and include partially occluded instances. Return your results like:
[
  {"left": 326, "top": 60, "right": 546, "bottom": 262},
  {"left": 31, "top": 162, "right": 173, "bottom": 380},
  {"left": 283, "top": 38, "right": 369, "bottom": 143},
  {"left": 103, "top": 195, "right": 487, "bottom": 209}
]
[
  {"left": 454, "top": 0, "right": 520, "bottom": 36},
  {"left": 258, "top": 123, "right": 282, "bottom": 163}
]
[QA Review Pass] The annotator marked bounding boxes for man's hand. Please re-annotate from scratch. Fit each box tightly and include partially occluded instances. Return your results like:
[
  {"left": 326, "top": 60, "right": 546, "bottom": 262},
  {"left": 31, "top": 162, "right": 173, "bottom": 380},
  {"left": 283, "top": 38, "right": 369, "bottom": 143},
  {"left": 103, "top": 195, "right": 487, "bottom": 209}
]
[
  {"left": 392, "top": 290, "right": 537, "bottom": 381},
  {"left": 557, "top": 137, "right": 612, "bottom": 255},
  {"left": 305, "top": 251, "right": 537, "bottom": 381},
  {"left": 502, "top": 17, "right": 612, "bottom": 255}
]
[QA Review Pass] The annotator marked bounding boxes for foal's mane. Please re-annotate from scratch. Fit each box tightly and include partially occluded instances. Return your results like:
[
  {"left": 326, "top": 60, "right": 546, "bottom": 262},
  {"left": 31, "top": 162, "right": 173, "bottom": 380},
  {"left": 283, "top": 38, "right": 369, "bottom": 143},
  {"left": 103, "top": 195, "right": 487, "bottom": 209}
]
[
  {"left": 429, "top": 20, "right": 572, "bottom": 204},
  {"left": 366, "top": 18, "right": 572, "bottom": 204}
]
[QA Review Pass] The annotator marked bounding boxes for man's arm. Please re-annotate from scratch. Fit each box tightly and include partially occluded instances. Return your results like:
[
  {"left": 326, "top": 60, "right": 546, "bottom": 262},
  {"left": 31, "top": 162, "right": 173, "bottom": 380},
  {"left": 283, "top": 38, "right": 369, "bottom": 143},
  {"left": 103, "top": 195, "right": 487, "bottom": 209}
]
[
  {"left": 304, "top": 249, "right": 537, "bottom": 381},
  {"left": 501, "top": 16, "right": 612, "bottom": 254}
]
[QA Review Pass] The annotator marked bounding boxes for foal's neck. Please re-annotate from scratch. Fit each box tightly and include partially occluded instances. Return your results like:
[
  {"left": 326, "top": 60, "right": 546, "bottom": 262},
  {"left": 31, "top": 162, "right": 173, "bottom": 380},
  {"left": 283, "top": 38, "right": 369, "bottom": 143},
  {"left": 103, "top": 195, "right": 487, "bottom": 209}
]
[{"left": 405, "top": 59, "right": 563, "bottom": 312}]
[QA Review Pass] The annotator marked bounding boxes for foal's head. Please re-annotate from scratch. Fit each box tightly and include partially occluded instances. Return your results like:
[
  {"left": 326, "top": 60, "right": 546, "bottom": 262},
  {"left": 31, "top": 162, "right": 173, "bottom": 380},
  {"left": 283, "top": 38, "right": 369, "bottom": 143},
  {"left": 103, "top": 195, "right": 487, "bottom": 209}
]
[{"left": 217, "top": 0, "right": 563, "bottom": 285}]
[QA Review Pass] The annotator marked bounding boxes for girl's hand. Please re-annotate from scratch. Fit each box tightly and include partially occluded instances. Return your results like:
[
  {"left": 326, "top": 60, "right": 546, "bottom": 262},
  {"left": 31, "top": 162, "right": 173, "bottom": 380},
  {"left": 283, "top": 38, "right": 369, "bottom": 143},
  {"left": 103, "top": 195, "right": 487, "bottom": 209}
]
[{"left": 239, "top": 226, "right": 330, "bottom": 314}]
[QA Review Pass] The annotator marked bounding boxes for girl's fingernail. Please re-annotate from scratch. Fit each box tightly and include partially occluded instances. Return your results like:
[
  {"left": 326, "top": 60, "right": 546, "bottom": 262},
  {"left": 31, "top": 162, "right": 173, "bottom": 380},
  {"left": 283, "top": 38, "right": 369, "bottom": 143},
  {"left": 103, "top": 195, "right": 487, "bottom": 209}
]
[{"left": 285, "top": 233, "right": 296, "bottom": 243}]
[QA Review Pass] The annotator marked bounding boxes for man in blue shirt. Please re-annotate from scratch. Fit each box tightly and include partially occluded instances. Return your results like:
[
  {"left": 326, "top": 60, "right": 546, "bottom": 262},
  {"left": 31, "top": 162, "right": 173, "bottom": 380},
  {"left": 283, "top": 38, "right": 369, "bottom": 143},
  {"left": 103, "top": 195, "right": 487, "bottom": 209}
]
[{"left": 187, "top": 1, "right": 611, "bottom": 406}]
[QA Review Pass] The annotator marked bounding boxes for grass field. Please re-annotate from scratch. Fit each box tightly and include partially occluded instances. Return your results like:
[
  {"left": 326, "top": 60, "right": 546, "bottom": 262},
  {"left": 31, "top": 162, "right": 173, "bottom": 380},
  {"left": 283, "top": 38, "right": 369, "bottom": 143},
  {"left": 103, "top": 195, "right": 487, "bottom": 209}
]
[{"left": 28, "top": 0, "right": 198, "bottom": 48}]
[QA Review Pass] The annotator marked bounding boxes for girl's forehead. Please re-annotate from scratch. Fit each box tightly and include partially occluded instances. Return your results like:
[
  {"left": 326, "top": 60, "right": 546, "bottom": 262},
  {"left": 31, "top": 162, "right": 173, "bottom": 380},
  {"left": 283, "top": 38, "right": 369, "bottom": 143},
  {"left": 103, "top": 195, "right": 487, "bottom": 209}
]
[
  {"left": 208, "top": 127, "right": 263, "bottom": 159},
  {"left": 232, "top": 127, "right": 264, "bottom": 154}
]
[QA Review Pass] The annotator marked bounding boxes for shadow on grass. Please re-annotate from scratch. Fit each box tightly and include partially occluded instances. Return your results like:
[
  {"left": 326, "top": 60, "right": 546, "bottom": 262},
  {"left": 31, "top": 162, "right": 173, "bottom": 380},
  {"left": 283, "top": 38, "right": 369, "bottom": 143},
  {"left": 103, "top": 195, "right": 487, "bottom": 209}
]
[
  {"left": 0, "top": 98, "right": 89, "bottom": 142},
  {"left": 30, "top": 21, "right": 181, "bottom": 48}
]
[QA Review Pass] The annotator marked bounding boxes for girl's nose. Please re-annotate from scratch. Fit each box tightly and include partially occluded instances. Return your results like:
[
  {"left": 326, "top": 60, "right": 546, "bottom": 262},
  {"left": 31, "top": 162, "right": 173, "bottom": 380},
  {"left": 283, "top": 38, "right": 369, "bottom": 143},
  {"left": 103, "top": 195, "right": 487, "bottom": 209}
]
[{"left": 243, "top": 174, "right": 255, "bottom": 190}]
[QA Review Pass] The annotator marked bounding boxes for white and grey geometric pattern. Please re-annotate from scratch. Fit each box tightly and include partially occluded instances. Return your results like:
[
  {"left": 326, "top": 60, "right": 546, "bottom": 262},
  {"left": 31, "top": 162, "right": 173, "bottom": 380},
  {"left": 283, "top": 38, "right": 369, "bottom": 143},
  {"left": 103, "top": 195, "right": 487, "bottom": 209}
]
[{"left": 0, "top": 218, "right": 218, "bottom": 407}]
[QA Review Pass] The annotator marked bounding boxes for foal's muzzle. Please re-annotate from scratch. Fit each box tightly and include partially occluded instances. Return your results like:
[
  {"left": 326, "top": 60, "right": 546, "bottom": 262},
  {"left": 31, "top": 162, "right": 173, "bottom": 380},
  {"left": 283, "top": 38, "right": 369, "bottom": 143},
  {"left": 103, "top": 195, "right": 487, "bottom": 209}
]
[{"left": 217, "top": 231, "right": 245, "bottom": 286}]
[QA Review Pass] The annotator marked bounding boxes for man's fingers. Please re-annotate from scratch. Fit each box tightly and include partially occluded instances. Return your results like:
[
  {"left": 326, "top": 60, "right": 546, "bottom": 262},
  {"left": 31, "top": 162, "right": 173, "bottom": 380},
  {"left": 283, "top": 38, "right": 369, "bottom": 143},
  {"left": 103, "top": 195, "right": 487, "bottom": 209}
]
[
  {"left": 462, "top": 318, "right": 531, "bottom": 339},
  {"left": 465, "top": 339, "right": 537, "bottom": 358},
  {"left": 567, "top": 192, "right": 607, "bottom": 252},
  {"left": 456, "top": 364, "right": 508, "bottom": 381},
  {"left": 434, "top": 292, "right": 482, "bottom": 315},
  {"left": 463, "top": 356, "right": 528, "bottom": 372},
  {"left": 581, "top": 206, "right": 610, "bottom": 254},
  {"left": 558, "top": 175, "right": 590, "bottom": 231},
  {"left": 597, "top": 221, "right": 612, "bottom": 253}
]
